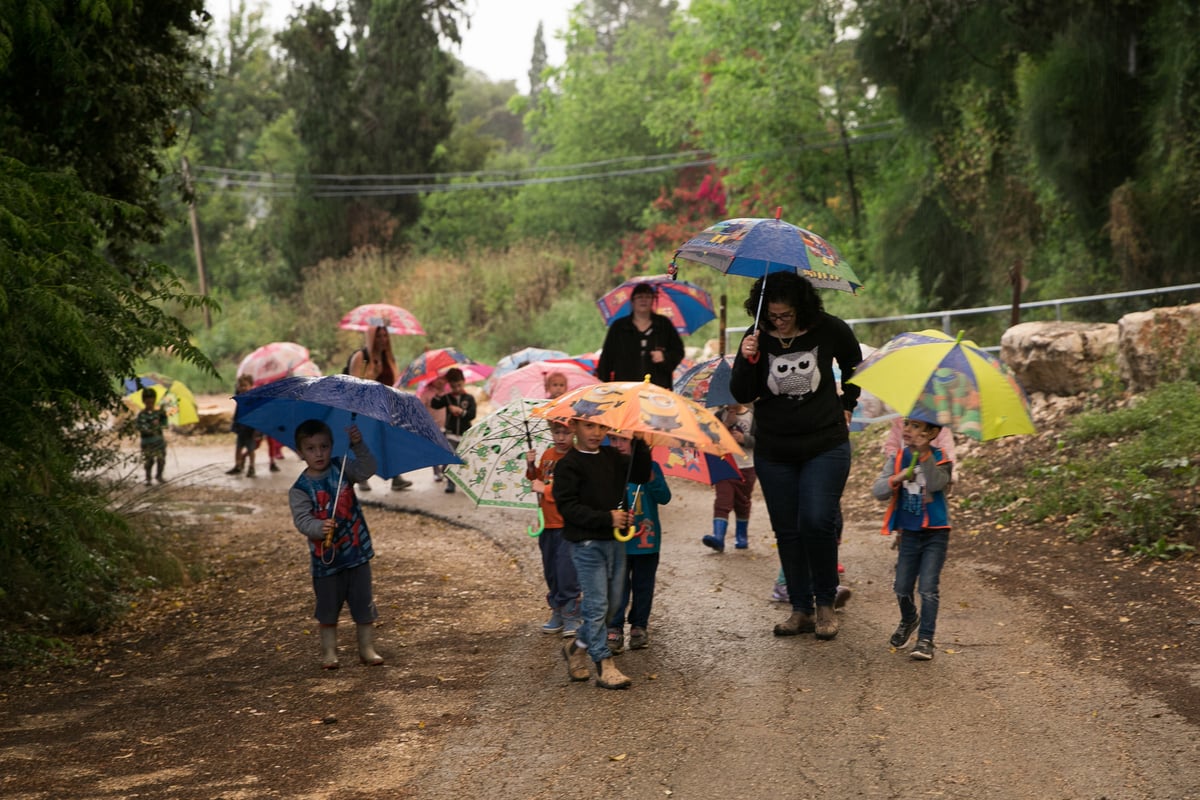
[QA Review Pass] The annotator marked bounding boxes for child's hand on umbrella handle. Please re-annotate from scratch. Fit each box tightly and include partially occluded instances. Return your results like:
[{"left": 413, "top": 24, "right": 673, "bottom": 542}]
[
  {"left": 346, "top": 425, "right": 362, "bottom": 445},
  {"left": 741, "top": 331, "right": 760, "bottom": 364},
  {"left": 322, "top": 518, "right": 336, "bottom": 548}
]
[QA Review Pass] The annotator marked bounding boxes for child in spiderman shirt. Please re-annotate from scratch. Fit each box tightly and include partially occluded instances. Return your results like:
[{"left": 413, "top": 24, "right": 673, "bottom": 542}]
[{"left": 289, "top": 419, "right": 384, "bottom": 670}]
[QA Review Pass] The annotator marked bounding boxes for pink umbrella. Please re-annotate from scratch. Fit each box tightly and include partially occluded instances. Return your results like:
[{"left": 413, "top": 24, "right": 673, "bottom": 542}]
[
  {"left": 486, "top": 360, "right": 599, "bottom": 404},
  {"left": 236, "top": 342, "right": 322, "bottom": 387},
  {"left": 339, "top": 303, "right": 425, "bottom": 335}
]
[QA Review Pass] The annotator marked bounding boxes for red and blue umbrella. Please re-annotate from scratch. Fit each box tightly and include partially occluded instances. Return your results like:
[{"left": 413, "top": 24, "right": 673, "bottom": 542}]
[
  {"left": 399, "top": 347, "right": 492, "bottom": 388},
  {"left": 673, "top": 356, "right": 737, "bottom": 408},
  {"left": 597, "top": 275, "right": 716, "bottom": 335},
  {"left": 652, "top": 446, "right": 741, "bottom": 485}
]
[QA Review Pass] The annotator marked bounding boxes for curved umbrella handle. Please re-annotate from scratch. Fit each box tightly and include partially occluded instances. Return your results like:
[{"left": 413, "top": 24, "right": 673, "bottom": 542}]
[
  {"left": 527, "top": 507, "right": 545, "bottom": 538},
  {"left": 614, "top": 524, "right": 637, "bottom": 543}
]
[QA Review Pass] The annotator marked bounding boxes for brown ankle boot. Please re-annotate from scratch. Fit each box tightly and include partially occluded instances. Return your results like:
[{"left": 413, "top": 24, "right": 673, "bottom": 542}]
[
  {"left": 562, "top": 641, "right": 591, "bottom": 682},
  {"left": 815, "top": 605, "right": 838, "bottom": 640},
  {"left": 773, "top": 610, "right": 815, "bottom": 636},
  {"left": 595, "top": 657, "right": 631, "bottom": 690}
]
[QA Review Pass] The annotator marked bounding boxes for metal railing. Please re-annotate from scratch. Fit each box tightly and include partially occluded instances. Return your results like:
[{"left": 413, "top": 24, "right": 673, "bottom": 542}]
[{"left": 724, "top": 282, "right": 1200, "bottom": 352}]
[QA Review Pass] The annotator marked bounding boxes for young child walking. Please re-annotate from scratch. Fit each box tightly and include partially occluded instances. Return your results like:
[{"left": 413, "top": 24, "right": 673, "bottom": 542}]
[
  {"left": 228, "top": 374, "right": 261, "bottom": 477},
  {"left": 607, "top": 435, "right": 671, "bottom": 653},
  {"left": 289, "top": 419, "right": 385, "bottom": 670},
  {"left": 702, "top": 403, "right": 756, "bottom": 552},
  {"left": 526, "top": 420, "right": 583, "bottom": 637},
  {"left": 872, "top": 415, "right": 954, "bottom": 661},
  {"left": 135, "top": 387, "right": 168, "bottom": 485},
  {"left": 553, "top": 420, "right": 651, "bottom": 690},
  {"left": 431, "top": 367, "right": 477, "bottom": 494}
]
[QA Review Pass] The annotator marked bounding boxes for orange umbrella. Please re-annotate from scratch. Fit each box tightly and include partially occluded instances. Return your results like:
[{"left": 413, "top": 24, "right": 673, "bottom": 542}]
[{"left": 531, "top": 379, "right": 743, "bottom": 457}]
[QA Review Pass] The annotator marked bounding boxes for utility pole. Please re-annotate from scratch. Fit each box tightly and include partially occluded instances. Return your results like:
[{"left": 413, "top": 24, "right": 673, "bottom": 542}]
[
  {"left": 180, "top": 156, "right": 212, "bottom": 329},
  {"left": 1009, "top": 259, "right": 1026, "bottom": 327}
]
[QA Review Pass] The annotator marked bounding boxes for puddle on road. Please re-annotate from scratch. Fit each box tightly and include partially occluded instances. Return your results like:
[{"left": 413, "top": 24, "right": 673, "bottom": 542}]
[{"left": 151, "top": 501, "right": 260, "bottom": 521}]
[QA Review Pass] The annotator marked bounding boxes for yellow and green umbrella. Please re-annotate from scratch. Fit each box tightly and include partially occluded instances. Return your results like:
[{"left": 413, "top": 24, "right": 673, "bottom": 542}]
[
  {"left": 122, "top": 374, "right": 199, "bottom": 427},
  {"left": 846, "top": 330, "right": 1034, "bottom": 441}
]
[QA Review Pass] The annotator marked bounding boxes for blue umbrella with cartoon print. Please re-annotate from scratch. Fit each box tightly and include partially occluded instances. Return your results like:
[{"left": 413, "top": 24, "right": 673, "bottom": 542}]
[{"left": 233, "top": 374, "right": 461, "bottom": 479}]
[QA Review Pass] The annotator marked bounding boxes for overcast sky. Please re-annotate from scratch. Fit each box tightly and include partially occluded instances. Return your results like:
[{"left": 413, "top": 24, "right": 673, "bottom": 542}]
[{"left": 209, "top": 0, "right": 577, "bottom": 92}]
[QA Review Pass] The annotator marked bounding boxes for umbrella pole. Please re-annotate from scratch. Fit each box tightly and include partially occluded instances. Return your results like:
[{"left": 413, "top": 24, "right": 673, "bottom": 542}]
[
  {"left": 746, "top": 264, "right": 770, "bottom": 364},
  {"left": 326, "top": 412, "right": 358, "bottom": 557},
  {"left": 614, "top": 439, "right": 641, "bottom": 542}
]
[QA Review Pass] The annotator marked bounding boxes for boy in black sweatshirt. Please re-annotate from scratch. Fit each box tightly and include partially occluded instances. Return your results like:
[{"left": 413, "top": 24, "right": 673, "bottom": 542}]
[{"left": 552, "top": 420, "right": 651, "bottom": 689}]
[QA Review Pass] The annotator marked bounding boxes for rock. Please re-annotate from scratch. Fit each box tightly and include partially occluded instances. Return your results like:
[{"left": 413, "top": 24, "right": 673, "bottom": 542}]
[
  {"left": 1000, "top": 321, "right": 1118, "bottom": 396},
  {"left": 1117, "top": 303, "right": 1200, "bottom": 393}
]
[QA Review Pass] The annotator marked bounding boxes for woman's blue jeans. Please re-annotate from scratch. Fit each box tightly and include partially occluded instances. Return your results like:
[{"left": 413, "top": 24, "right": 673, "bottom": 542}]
[
  {"left": 754, "top": 442, "right": 851, "bottom": 614},
  {"left": 569, "top": 539, "right": 626, "bottom": 661},
  {"left": 893, "top": 529, "right": 949, "bottom": 641}
]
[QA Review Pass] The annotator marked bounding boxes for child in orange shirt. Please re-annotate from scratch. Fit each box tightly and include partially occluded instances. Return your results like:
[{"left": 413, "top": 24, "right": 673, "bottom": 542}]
[{"left": 526, "top": 420, "right": 582, "bottom": 636}]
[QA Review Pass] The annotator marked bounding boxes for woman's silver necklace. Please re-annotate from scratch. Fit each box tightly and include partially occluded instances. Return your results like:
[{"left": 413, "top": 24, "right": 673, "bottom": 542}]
[{"left": 777, "top": 329, "right": 801, "bottom": 348}]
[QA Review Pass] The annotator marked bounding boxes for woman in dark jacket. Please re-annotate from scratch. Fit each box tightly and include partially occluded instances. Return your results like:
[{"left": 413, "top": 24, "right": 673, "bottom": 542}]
[
  {"left": 595, "top": 283, "right": 685, "bottom": 388},
  {"left": 729, "top": 272, "right": 862, "bottom": 641}
]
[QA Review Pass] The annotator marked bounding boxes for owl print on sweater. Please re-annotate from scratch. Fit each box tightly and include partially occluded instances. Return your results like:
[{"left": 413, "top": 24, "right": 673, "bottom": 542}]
[{"left": 767, "top": 347, "right": 820, "bottom": 399}]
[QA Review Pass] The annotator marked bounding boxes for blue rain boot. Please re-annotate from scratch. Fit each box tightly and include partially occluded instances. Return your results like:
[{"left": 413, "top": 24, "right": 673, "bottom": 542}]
[
  {"left": 734, "top": 518, "right": 749, "bottom": 549},
  {"left": 702, "top": 518, "right": 728, "bottom": 552}
]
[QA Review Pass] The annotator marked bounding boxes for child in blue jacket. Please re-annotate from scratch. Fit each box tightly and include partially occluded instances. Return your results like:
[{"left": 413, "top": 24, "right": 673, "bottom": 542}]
[
  {"left": 871, "top": 415, "right": 953, "bottom": 661},
  {"left": 607, "top": 435, "right": 672, "bottom": 653}
]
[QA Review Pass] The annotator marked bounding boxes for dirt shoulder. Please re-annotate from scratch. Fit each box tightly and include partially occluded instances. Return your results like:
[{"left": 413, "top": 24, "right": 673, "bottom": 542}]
[{"left": 1, "top": 429, "right": 1198, "bottom": 799}]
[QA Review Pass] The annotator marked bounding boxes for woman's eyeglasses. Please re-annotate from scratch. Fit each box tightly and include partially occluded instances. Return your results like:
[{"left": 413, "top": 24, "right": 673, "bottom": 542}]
[{"left": 766, "top": 312, "right": 795, "bottom": 323}]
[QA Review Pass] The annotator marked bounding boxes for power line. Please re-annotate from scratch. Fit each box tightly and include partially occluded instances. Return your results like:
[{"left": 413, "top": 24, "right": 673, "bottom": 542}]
[{"left": 189, "top": 125, "right": 902, "bottom": 198}]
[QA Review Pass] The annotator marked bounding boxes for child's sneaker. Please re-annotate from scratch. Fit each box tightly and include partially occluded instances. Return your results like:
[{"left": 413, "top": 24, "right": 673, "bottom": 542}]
[
  {"left": 910, "top": 639, "right": 935, "bottom": 660},
  {"left": 770, "top": 582, "right": 790, "bottom": 603},
  {"left": 560, "top": 611, "right": 582, "bottom": 639},
  {"left": 628, "top": 627, "right": 649, "bottom": 650},
  {"left": 542, "top": 608, "right": 564, "bottom": 634},
  {"left": 225, "top": 465, "right": 242, "bottom": 475},
  {"left": 606, "top": 627, "right": 624, "bottom": 655},
  {"left": 269, "top": 462, "right": 281, "bottom": 473},
  {"left": 889, "top": 615, "right": 920, "bottom": 648},
  {"left": 246, "top": 466, "right": 255, "bottom": 478},
  {"left": 834, "top": 585, "right": 852, "bottom": 609}
]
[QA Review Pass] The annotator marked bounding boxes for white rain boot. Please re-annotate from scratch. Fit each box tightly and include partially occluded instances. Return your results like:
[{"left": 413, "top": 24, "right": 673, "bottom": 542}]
[
  {"left": 356, "top": 623, "right": 384, "bottom": 666},
  {"left": 319, "top": 625, "right": 339, "bottom": 670}
]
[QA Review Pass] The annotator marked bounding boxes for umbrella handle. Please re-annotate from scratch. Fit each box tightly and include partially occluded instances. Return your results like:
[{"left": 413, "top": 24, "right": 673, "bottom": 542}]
[
  {"left": 614, "top": 484, "right": 642, "bottom": 542},
  {"left": 905, "top": 451, "right": 919, "bottom": 480},
  {"left": 527, "top": 507, "right": 545, "bottom": 538}
]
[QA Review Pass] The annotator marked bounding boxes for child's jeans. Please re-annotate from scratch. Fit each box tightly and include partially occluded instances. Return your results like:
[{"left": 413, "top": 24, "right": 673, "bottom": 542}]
[
  {"left": 538, "top": 527, "right": 580, "bottom": 609},
  {"left": 569, "top": 539, "right": 626, "bottom": 661},
  {"left": 893, "top": 528, "right": 950, "bottom": 641},
  {"left": 611, "top": 552, "right": 660, "bottom": 630}
]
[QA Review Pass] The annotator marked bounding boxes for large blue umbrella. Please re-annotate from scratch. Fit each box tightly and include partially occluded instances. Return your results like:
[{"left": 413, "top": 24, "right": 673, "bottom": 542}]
[
  {"left": 233, "top": 375, "right": 461, "bottom": 479},
  {"left": 671, "top": 216, "right": 864, "bottom": 293}
]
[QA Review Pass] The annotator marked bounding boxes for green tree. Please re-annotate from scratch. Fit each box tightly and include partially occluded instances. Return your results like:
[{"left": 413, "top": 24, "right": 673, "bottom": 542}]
[
  {"left": 0, "top": 0, "right": 215, "bottom": 639},
  {"left": 147, "top": 2, "right": 302, "bottom": 298},
  {"left": 653, "top": 0, "right": 893, "bottom": 244},
  {"left": 278, "top": 0, "right": 467, "bottom": 268},
  {"left": 511, "top": 0, "right": 682, "bottom": 249}
]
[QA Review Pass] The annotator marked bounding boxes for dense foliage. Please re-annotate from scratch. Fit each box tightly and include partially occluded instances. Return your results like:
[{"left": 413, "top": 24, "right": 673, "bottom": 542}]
[{"left": 0, "top": 0, "right": 215, "bottom": 645}]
